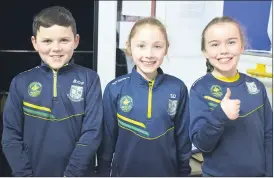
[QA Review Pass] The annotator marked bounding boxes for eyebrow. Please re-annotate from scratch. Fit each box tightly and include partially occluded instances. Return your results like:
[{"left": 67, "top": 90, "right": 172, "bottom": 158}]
[
  {"left": 227, "top": 37, "right": 238, "bottom": 41},
  {"left": 135, "top": 41, "right": 165, "bottom": 44},
  {"left": 208, "top": 37, "right": 239, "bottom": 44},
  {"left": 41, "top": 37, "right": 71, "bottom": 40}
]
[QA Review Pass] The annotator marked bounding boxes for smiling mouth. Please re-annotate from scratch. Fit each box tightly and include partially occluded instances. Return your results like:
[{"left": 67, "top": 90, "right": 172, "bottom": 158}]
[
  {"left": 51, "top": 55, "right": 64, "bottom": 59},
  {"left": 141, "top": 60, "right": 156, "bottom": 65},
  {"left": 218, "top": 57, "right": 233, "bottom": 63}
]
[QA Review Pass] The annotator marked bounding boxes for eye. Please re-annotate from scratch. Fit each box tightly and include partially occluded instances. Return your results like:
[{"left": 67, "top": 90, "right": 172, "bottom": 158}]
[
  {"left": 210, "top": 43, "right": 219, "bottom": 47},
  {"left": 228, "top": 40, "right": 236, "bottom": 45},
  {"left": 137, "top": 44, "right": 145, "bottom": 48},
  {"left": 61, "top": 39, "right": 69, "bottom": 43},
  {"left": 43, "top": 39, "right": 52, "bottom": 43},
  {"left": 154, "top": 45, "right": 162, "bottom": 49}
]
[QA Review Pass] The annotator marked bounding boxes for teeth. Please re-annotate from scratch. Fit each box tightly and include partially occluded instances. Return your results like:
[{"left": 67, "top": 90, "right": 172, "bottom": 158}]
[
  {"left": 52, "top": 56, "right": 61, "bottom": 59},
  {"left": 219, "top": 58, "right": 231, "bottom": 63},
  {"left": 143, "top": 61, "right": 154, "bottom": 65}
]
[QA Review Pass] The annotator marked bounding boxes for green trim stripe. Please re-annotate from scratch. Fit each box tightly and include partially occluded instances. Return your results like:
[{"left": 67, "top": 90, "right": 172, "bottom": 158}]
[
  {"left": 24, "top": 112, "right": 84, "bottom": 121},
  {"left": 238, "top": 104, "right": 264, "bottom": 118},
  {"left": 23, "top": 107, "right": 55, "bottom": 119},
  {"left": 77, "top": 144, "right": 89, "bottom": 146},
  {"left": 118, "top": 120, "right": 149, "bottom": 137}
]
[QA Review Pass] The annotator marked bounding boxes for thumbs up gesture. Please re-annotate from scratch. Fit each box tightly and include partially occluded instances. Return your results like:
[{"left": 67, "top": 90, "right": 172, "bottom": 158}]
[{"left": 220, "top": 88, "right": 241, "bottom": 120}]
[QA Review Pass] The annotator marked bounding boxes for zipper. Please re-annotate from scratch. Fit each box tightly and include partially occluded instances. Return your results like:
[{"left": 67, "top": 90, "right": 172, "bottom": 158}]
[
  {"left": 147, "top": 80, "right": 155, "bottom": 119},
  {"left": 52, "top": 70, "right": 58, "bottom": 98}
]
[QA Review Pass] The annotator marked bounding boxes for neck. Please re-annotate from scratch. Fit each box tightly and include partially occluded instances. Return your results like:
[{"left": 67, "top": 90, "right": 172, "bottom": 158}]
[{"left": 137, "top": 68, "right": 158, "bottom": 82}]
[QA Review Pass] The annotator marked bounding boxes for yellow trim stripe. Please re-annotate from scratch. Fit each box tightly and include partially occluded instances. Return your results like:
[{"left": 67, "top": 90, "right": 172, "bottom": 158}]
[
  {"left": 239, "top": 104, "right": 264, "bottom": 118},
  {"left": 117, "top": 113, "right": 146, "bottom": 128},
  {"left": 24, "top": 112, "right": 84, "bottom": 121},
  {"left": 118, "top": 123, "right": 174, "bottom": 140},
  {"left": 212, "top": 72, "right": 240, "bottom": 83},
  {"left": 204, "top": 96, "right": 221, "bottom": 103},
  {"left": 23, "top": 101, "right": 51, "bottom": 112}
]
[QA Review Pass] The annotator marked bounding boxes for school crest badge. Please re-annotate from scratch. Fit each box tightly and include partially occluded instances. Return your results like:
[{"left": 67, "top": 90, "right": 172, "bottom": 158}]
[
  {"left": 28, "top": 82, "right": 42, "bottom": 97},
  {"left": 168, "top": 99, "right": 178, "bottom": 116},
  {"left": 210, "top": 85, "right": 223, "bottom": 98},
  {"left": 120, "top": 95, "right": 133, "bottom": 112},
  {"left": 246, "top": 82, "right": 260, "bottom": 94},
  {"left": 67, "top": 85, "right": 84, "bottom": 102}
]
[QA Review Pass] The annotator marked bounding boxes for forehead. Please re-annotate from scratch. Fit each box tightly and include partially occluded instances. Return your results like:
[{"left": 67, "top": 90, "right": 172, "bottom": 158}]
[
  {"left": 204, "top": 22, "right": 241, "bottom": 41},
  {"left": 132, "top": 24, "right": 166, "bottom": 42},
  {"left": 36, "top": 25, "right": 74, "bottom": 38}
]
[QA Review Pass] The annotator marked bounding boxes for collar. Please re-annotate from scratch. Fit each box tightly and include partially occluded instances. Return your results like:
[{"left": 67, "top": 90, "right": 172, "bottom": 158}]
[
  {"left": 212, "top": 72, "right": 240, "bottom": 83},
  {"left": 208, "top": 72, "right": 245, "bottom": 87},
  {"left": 40, "top": 58, "right": 74, "bottom": 73},
  {"left": 131, "top": 65, "right": 165, "bottom": 88}
]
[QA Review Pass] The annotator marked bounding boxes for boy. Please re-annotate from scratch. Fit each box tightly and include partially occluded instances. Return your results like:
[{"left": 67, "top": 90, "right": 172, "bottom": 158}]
[{"left": 1, "top": 6, "right": 103, "bottom": 177}]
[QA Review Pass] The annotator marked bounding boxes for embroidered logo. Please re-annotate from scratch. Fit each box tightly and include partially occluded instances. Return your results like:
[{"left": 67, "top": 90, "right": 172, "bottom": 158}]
[
  {"left": 210, "top": 85, "right": 223, "bottom": 98},
  {"left": 246, "top": 82, "right": 260, "bottom": 94},
  {"left": 28, "top": 82, "right": 42, "bottom": 97},
  {"left": 208, "top": 102, "right": 218, "bottom": 108},
  {"left": 73, "top": 79, "right": 84, "bottom": 85},
  {"left": 168, "top": 99, "right": 178, "bottom": 116},
  {"left": 67, "top": 85, "right": 84, "bottom": 102},
  {"left": 112, "top": 77, "right": 130, "bottom": 85},
  {"left": 120, "top": 95, "right": 133, "bottom": 112}
]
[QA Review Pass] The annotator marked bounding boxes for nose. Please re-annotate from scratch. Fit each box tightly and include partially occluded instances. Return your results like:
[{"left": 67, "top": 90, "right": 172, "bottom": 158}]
[
  {"left": 52, "top": 42, "right": 61, "bottom": 51},
  {"left": 220, "top": 44, "right": 228, "bottom": 55},
  {"left": 144, "top": 48, "right": 153, "bottom": 58}
]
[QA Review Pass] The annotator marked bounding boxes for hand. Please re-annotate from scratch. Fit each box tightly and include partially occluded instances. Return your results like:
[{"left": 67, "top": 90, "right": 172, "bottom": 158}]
[{"left": 220, "top": 88, "right": 240, "bottom": 120}]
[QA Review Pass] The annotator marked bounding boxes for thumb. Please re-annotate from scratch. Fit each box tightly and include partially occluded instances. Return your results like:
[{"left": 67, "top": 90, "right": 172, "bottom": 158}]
[{"left": 224, "top": 88, "right": 231, "bottom": 100}]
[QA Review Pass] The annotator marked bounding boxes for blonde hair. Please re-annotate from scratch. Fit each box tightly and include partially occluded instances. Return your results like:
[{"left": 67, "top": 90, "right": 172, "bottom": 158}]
[{"left": 125, "top": 17, "right": 170, "bottom": 56}]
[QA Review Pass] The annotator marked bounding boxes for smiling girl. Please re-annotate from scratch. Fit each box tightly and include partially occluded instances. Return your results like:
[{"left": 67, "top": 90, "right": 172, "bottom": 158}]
[
  {"left": 189, "top": 16, "right": 272, "bottom": 177},
  {"left": 97, "top": 17, "right": 192, "bottom": 177}
]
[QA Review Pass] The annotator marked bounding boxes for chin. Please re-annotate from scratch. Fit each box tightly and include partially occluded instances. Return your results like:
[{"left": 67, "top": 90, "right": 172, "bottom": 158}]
[
  {"left": 141, "top": 67, "right": 157, "bottom": 74},
  {"left": 48, "top": 64, "right": 63, "bottom": 70}
]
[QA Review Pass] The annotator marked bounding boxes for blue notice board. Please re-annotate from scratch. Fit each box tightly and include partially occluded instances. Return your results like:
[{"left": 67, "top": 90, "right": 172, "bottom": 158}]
[{"left": 223, "top": 1, "right": 272, "bottom": 51}]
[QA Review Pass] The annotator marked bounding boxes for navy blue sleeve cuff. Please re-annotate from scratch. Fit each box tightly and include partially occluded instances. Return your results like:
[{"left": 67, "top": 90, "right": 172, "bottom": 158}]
[{"left": 96, "top": 158, "right": 111, "bottom": 176}]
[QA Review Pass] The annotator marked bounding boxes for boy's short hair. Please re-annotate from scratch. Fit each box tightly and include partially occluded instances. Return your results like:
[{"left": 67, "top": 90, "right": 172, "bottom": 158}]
[{"left": 32, "top": 6, "right": 77, "bottom": 37}]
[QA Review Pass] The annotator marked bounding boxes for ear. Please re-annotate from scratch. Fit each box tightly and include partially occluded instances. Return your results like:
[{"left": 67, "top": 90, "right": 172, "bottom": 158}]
[
  {"left": 240, "top": 44, "right": 245, "bottom": 53},
  {"left": 164, "top": 44, "right": 169, "bottom": 56},
  {"left": 165, "top": 42, "right": 170, "bottom": 55},
  {"left": 74, "top": 34, "right": 80, "bottom": 49},
  {"left": 31, "top": 36, "right": 38, "bottom": 51},
  {"left": 125, "top": 41, "right": 132, "bottom": 56}
]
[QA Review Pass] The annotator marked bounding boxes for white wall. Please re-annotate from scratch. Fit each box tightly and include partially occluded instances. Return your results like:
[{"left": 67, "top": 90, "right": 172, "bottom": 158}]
[
  {"left": 155, "top": 1, "right": 273, "bottom": 105},
  {"left": 97, "top": 1, "right": 117, "bottom": 92},
  {"left": 155, "top": 1, "right": 223, "bottom": 88}
]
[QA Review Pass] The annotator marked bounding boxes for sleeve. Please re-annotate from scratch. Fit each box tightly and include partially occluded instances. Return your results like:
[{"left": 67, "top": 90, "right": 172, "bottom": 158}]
[
  {"left": 174, "top": 85, "right": 192, "bottom": 176},
  {"left": 262, "top": 86, "right": 273, "bottom": 176},
  {"left": 189, "top": 87, "right": 229, "bottom": 152},
  {"left": 1, "top": 77, "right": 33, "bottom": 176},
  {"left": 96, "top": 83, "right": 118, "bottom": 177},
  {"left": 64, "top": 74, "right": 103, "bottom": 177}
]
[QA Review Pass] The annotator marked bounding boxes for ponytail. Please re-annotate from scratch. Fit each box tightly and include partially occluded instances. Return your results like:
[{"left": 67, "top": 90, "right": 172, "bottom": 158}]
[{"left": 206, "top": 59, "right": 214, "bottom": 73}]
